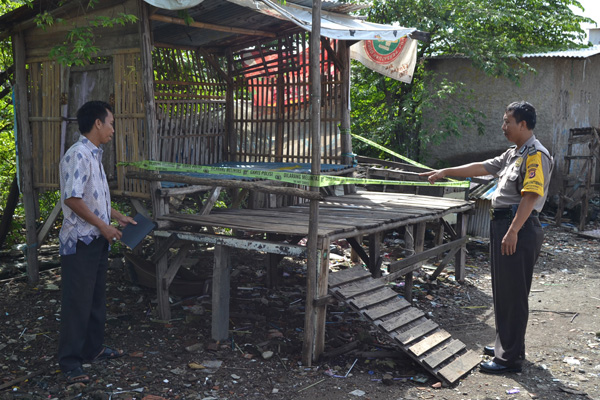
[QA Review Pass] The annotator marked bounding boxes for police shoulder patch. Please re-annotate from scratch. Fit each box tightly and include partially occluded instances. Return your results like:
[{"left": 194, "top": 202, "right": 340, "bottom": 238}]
[{"left": 528, "top": 145, "right": 538, "bottom": 155}]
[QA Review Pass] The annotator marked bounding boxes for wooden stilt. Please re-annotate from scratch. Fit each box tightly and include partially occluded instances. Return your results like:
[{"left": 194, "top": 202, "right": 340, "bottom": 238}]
[
  {"left": 455, "top": 213, "right": 468, "bottom": 281},
  {"left": 302, "top": 0, "right": 322, "bottom": 366},
  {"left": 212, "top": 244, "right": 231, "bottom": 341},
  {"left": 313, "top": 236, "right": 330, "bottom": 360},
  {"left": 368, "top": 232, "right": 382, "bottom": 277}
]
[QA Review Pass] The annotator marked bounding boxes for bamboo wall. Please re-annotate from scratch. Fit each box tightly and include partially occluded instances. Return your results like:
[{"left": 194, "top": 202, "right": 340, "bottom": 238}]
[
  {"left": 24, "top": 24, "right": 346, "bottom": 200},
  {"left": 113, "top": 50, "right": 148, "bottom": 198},
  {"left": 230, "top": 33, "right": 344, "bottom": 164},
  {"left": 28, "top": 61, "right": 61, "bottom": 191},
  {"left": 153, "top": 47, "right": 227, "bottom": 165}
]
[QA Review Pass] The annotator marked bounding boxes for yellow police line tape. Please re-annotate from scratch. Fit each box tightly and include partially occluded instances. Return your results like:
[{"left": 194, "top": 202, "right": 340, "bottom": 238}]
[
  {"left": 121, "top": 160, "right": 470, "bottom": 188},
  {"left": 350, "top": 133, "right": 432, "bottom": 171},
  {"left": 350, "top": 133, "right": 464, "bottom": 184}
]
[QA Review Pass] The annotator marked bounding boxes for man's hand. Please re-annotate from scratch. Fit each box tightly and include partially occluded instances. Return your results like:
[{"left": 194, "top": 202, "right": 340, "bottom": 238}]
[
  {"left": 501, "top": 229, "right": 518, "bottom": 256},
  {"left": 419, "top": 169, "right": 446, "bottom": 184},
  {"left": 99, "top": 223, "right": 123, "bottom": 243},
  {"left": 115, "top": 214, "right": 136, "bottom": 228}
]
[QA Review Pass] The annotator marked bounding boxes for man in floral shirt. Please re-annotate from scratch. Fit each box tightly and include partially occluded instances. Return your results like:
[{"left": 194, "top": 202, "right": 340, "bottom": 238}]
[{"left": 58, "top": 101, "right": 136, "bottom": 384}]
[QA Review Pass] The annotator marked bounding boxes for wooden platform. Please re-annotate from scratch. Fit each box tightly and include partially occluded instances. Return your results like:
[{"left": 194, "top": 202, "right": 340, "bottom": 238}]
[
  {"left": 329, "top": 267, "right": 481, "bottom": 385},
  {"left": 152, "top": 190, "right": 474, "bottom": 366},
  {"left": 158, "top": 191, "right": 473, "bottom": 241}
]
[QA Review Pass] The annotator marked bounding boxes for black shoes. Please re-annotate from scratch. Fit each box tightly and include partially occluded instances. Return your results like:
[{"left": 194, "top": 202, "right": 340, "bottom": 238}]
[
  {"left": 480, "top": 361, "right": 522, "bottom": 374},
  {"left": 483, "top": 346, "right": 495, "bottom": 357}
]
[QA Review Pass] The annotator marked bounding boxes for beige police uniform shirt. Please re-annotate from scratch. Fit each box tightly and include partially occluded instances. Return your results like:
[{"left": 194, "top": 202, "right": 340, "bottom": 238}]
[{"left": 482, "top": 135, "right": 553, "bottom": 212}]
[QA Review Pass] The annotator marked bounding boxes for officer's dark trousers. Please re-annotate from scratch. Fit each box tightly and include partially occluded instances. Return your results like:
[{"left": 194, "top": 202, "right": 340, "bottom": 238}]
[
  {"left": 490, "top": 216, "right": 543, "bottom": 368},
  {"left": 58, "top": 237, "right": 108, "bottom": 373}
]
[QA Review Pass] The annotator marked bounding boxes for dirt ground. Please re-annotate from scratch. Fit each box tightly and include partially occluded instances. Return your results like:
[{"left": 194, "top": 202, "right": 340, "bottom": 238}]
[{"left": 0, "top": 217, "right": 599, "bottom": 400}]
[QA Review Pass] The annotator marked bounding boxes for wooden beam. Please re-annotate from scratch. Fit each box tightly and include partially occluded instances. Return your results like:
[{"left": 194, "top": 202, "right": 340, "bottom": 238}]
[
  {"left": 153, "top": 230, "right": 308, "bottom": 257},
  {"left": 199, "top": 187, "right": 222, "bottom": 215},
  {"left": 163, "top": 243, "right": 193, "bottom": 288},
  {"left": 149, "top": 14, "right": 277, "bottom": 38},
  {"left": 127, "top": 170, "right": 324, "bottom": 200},
  {"left": 197, "top": 48, "right": 232, "bottom": 86},
  {"left": 386, "top": 236, "right": 469, "bottom": 282},
  {"left": 36, "top": 200, "right": 62, "bottom": 246}
]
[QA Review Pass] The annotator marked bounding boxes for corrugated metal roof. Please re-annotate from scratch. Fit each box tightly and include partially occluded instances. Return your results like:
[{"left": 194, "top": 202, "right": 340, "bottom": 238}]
[
  {"left": 522, "top": 45, "right": 600, "bottom": 59},
  {"left": 290, "top": 0, "right": 368, "bottom": 14},
  {"left": 468, "top": 178, "right": 497, "bottom": 201}
]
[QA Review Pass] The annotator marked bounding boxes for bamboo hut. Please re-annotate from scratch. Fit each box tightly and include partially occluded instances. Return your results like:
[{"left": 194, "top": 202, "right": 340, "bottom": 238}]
[{"left": 0, "top": 0, "right": 475, "bottom": 369}]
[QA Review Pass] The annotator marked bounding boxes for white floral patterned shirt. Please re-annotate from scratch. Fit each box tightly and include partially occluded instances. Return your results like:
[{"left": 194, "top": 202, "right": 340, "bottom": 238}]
[{"left": 59, "top": 135, "right": 111, "bottom": 255}]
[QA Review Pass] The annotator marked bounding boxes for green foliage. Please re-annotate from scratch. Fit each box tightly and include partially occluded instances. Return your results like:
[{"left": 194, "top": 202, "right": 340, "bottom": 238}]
[
  {"left": 42, "top": 6, "right": 138, "bottom": 66},
  {"left": 350, "top": 0, "right": 593, "bottom": 162}
]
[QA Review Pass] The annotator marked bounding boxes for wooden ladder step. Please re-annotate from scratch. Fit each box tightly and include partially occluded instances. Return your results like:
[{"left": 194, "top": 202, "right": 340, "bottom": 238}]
[
  {"left": 408, "top": 330, "right": 452, "bottom": 357},
  {"left": 378, "top": 308, "right": 424, "bottom": 333},
  {"left": 350, "top": 287, "right": 398, "bottom": 310},
  {"left": 334, "top": 278, "right": 387, "bottom": 299},
  {"left": 395, "top": 319, "right": 439, "bottom": 346},
  {"left": 437, "top": 350, "right": 481, "bottom": 384},
  {"left": 363, "top": 297, "right": 410, "bottom": 321},
  {"left": 328, "top": 267, "right": 371, "bottom": 288},
  {"left": 327, "top": 268, "right": 480, "bottom": 385},
  {"left": 422, "top": 339, "right": 466, "bottom": 369}
]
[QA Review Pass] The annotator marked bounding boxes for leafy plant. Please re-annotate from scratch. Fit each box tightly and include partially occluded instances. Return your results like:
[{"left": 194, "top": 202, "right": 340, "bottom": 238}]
[{"left": 350, "top": 0, "right": 594, "bottom": 163}]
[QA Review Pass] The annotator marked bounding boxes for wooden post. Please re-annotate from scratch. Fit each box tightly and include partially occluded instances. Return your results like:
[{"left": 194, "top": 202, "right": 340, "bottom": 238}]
[
  {"left": 338, "top": 41, "right": 355, "bottom": 194},
  {"left": 138, "top": 0, "right": 169, "bottom": 319},
  {"left": 13, "top": 31, "right": 40, "bottom": 283},
  {"left": 212, "top": 244, "right": 231, "bottom": 341},
  {"left": 59, "top": 64, "right": 71, "bottom": 159},
  {"left": 368, "top": 232, "right": 382, "bottom": 277},
  {"left": 226, "top": 50, "right": 235, "bottom": 162},
  {"left": 313, "top": 237, "right": 330, "bottom": 359},
  {"left": 404, "top": 222, "right": 425, "bottom": 303},
  {"left": 435, "top": 218, "right": 445, "bottom": 261},
  {"left": 403, "top": 225, "right": 414, "bottom": 303},
  {"left": 302, "top": 0, "right": 323, "bottom": 367},
  {"left": 455, "top": 213, "right": 468, "bottom": 281}
]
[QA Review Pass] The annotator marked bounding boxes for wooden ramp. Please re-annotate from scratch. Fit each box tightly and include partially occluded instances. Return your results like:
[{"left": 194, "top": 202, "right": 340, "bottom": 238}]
[{"left": 328, "top": 267, "right": 481, "bottom": 385}]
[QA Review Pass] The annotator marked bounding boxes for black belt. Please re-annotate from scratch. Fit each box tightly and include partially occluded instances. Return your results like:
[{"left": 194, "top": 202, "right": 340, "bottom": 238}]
[{"left": 490, "top": 208, "right": 538, "bottom": 220}]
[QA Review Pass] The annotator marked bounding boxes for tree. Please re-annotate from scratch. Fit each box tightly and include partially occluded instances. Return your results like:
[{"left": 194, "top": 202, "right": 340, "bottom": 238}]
[{"left": 350, "top": 0, "right": 594, "bottom": 161}]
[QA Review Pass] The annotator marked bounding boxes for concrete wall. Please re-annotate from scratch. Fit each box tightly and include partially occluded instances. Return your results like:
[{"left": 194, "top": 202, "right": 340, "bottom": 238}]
[{"left": 423, "top": 55, "right": 600, "bottom": 196}]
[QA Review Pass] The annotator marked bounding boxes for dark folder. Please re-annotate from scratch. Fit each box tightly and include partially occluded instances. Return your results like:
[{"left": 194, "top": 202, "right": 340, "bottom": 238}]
[{"left": 120, "top": 213, "right": 157, "bottom": 249}]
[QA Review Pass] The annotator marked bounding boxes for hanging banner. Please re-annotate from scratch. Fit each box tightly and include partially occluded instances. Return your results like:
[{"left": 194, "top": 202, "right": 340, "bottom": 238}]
[
  {"left": 143, "top": 0, "right": 205, "bottom": 10},
  {"left": 350, "top": 37, "right": 417, "bottom": 83}
]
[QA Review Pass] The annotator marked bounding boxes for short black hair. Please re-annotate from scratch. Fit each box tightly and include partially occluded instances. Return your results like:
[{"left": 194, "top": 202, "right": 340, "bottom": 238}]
[
  {"left": 506, "top": 101, "right": 536, "bottom": 130},
  {"left": 76, "top": 101, "right": 113, "bottom": 134}
]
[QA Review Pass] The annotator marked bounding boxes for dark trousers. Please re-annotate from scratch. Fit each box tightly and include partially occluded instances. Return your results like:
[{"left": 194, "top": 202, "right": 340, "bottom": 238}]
[
  {"left": 489, "top": 216, "right": 543, "bottom": 367},
  {"left": 58, "top": 237, "right": 109, "bottom": 372}
]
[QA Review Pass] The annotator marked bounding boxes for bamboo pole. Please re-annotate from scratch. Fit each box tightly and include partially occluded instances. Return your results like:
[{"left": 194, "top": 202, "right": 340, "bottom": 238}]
[{"left": 302, "top": 0, "right": 323, "bottom": 367}]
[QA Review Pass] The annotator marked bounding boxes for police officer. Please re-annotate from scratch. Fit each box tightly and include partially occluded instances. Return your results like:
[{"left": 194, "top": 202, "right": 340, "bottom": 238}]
[{"left": 421, "top": 101, "right": 553, "bottom": 373}]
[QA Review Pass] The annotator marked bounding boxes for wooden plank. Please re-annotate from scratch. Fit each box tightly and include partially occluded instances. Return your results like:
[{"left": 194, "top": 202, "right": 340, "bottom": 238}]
[
  {"left": 437, "top": 350, "right": 481, "bottom": 384},
  {"left": 335, "top": 278, "right": 386, "bottom": 299},
  {"left": 378, "top": 308, "right": 424, "bottom": 332},
  {"left": 386, "top": 236, "right": 469, "bottom": 279},
  {"left": 363, "top": 297, "right": 411, "bottom": 321},
  {"left": 350, "top": 288, "right": 398, "bottom": 310},
  {"left": 395, "top": 319, "right": 439, "bottom": 345},
  {"left": 328, "top": 267, "right": 371, "bottom": 288},
  {"left": 408, "top": 330, "right": 452, "bottom": 357},
  {"left": 422, "top": 339, "right": 466, "bottom": 369}
]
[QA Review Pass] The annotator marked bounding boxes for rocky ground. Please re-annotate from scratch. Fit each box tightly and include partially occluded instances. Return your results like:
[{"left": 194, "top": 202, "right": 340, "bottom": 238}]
[{"left": 0, "top": 216, "right": 599, "bottom": 400}]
